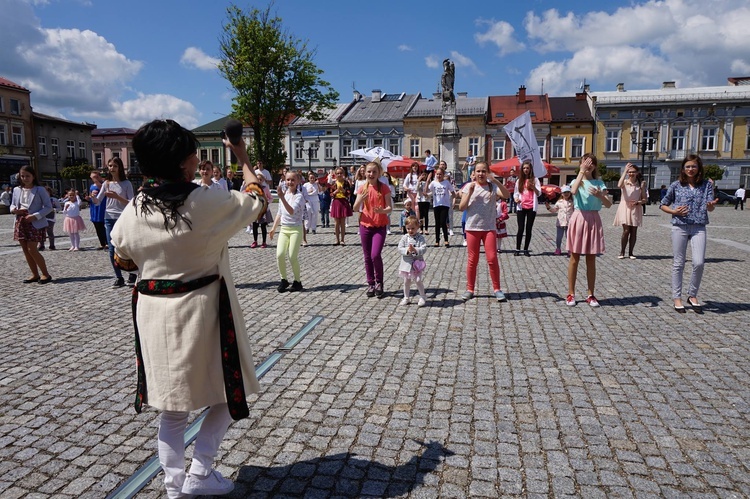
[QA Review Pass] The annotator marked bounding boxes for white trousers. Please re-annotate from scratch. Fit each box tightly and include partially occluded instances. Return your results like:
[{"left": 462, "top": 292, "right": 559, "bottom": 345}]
[{"left": 158, "top": 404, "right": 233, "bottom": 498}]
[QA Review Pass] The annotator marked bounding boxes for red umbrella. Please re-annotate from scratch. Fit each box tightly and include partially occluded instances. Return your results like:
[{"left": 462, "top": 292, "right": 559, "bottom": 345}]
[
  {"left": 383, "top": 158, "right": 426, "bottom": 177},
  {"left": 540, "top": 184, "right": 562, "bottom": 202},
  {"left": 489, "top": 157, "right": 560, "bottom": 178}
]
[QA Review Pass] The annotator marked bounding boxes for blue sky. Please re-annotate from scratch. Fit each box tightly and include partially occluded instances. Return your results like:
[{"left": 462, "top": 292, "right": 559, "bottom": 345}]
[{"left": 2, "top": 0, "right": 749, "bottom": 129}]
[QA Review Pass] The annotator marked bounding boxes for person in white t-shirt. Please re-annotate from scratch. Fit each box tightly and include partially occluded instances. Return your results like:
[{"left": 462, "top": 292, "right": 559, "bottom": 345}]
[
  {"left": 734, "top": 186, "right": 745, "bottom": 210},
  {"left": 424, "top": 167, "right": 455, "bottom": 247}
]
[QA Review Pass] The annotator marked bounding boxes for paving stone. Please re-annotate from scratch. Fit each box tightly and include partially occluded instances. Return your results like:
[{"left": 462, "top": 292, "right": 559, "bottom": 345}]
[{"left": 1, "top": 209, "right": 749, "bottom": 497}]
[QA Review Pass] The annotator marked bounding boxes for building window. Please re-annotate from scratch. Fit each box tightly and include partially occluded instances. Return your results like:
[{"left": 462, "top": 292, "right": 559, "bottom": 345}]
[
  {"left": 355, "top": 138, "right": 367, "bottom": 150},
  {"left": 128, "top": 152, "right": 138, "bottom": 172},
  {"left": 571, "top": 137, "right": 584, "bottom": 158},
  {"left": 200, "top": 149, "right": 208, "bottom": 162},
  {"left": 740, "top": 167, "right": 750, "bottom": 189},
  {"left": 537, "top": 139, "right": 546, "bottom": 160},
  {"left": 95, "top": 153, "right": 102, "bottom": 169},
  {"left": 746, "top": 134, "right": 750, "bottom": 151},
  {"left": 12, "top": 124, "right": 24, "bottom": 146},
  {"left": 0, "top": 97, "right": 4, "bottom": 113},
  {"left": 294, "top": 142, "right": 303, "bottom": 160},
  {"left": 342, "top": 139, "right": 352, "bottom": 157},
  {"left": 551, "top": 137, "right": 564, "bottom": 158},
  {"left": 39, "top": 136, "right": 47, "bottom": 156},
  {"left": 66, "top": 140, "right": 75, "bottom": 158},
  {"left": 671, "top": 129, "right": 686, "bottom": 154},
  {"left": 669, "top": 166, "right": 681, "bottom": 184},
  {"left": 0, "top": 124, "right": 6, "bottom": 145},
  {"left": 112, "top": 151, "right": 120, "bottom": 159},
  {"left": 324, "top": 142, "right": 333, "bottom": 159},
  {"left": 51, "top": 137, "right": 59, "bottom": 157},
  {"left": 79, "top": 141, "right": 86, "bottom": 161},
  {"left": 387, "top": 138, "right": 400, "bottom": 156},
  {"left": 468, "top": 138, "right": 479, "bottom": 157},
  {"left": 605, "top": 130, "right": 619, "bottom": 152},
  {"left": 492, "top": 139, "right": 505, "bottom": 161},
  {"left": 10, "top": 99, "right": 21, "bottom": 116},
  {"left": 211, "top": 149, "right": 220, "bottom": 165},
  {"left": 410, "top": 139, "right": 420, "bottom": 158},
  {"left": 373, "top": 137, "right": 383, "bottom": 148},
  {"left": 643, "top": 130, "right": 657, "bottom": 152},
  {"left": 701, "top": 127, "right": 717, "bottom": 151}
]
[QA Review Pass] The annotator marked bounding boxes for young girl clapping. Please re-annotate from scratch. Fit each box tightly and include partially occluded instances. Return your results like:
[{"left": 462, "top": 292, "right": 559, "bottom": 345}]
[
  {"left": 62, "top": 189, "right": 86, "bottom": 251},
  {"left": 397, "top": 216, "right": 428, "bottom": 307}
]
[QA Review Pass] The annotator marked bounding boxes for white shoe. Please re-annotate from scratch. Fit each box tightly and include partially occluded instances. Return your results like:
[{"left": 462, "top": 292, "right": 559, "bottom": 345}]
[
  {"left": 245, "top": 226, "right": 251, "bottom": 234},
  {"left": 417, "top": 297, "right": 427, "bottom": 307},
  {"left": 400, "top": 297, "right": 410, "bottom": 306},
  {"left": 449, "top": 229, "right": 454, "bottom": 236},
  {"left": 461, "top": 240, "right": 467, "bottom": 246},
  {"left": 387, "top": 230, "right": 392, "bottom": 235},
  {"left": 182, "top": 470, "right": 234, "bottom": 496}
]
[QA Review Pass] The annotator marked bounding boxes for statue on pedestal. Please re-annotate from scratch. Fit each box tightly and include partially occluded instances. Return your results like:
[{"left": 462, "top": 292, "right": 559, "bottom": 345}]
[{"left": 441, "top": 59, "right": 455, "bottom": 106}]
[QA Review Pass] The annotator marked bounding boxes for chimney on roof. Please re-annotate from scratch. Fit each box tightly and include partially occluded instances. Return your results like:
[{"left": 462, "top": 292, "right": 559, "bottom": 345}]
[
  {"left": 372, "top": 89, "right": 382, "bottom": 102},
  {"left": 662, "top": 81, "right": 676, "bottom": 89},
  {"left": 457, "top": 92, "right": 468, "bottom": 98},
  {"left": 432, "top": 92, "right": 441, "bottom": 99},
  {"left": 575, "top": 92, "right": 586, "bottom": 101},
  {"left": 517, "top": 85, "right": 527, "bottom": 104},
  {"left": 353, "top": 90, "right": 361, "bottom": 101},
  {"left": 584, "top": 84, "right": 590, "bottom": 93},
  {"left": 616, "top": 83, "right": 625, "bottom": 92}
]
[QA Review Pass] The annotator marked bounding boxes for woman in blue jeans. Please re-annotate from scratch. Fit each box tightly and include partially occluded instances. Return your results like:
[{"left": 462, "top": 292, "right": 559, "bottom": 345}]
[
  {"left": 660, "top": 154, "right": 716, "bottom": 313},
  {"left": 95, "top": 157, "right": 135, "bottom": 287}
]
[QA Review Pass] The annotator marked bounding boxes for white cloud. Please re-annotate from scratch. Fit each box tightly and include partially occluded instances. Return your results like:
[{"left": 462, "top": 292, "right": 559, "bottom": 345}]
[
  {"left": 180, "top": 47, "right": 219, "bottom": 71},
  {"left": 114, "top": 93, "right": 199, "bottom": 129},
  {"left": 397, "top": 44, "right": 413, "bottom": 52},
  {"left": 449, "top": 51, "right": 483, "bottom": 76},
  {"left": 521, "top": 0, "right": 750, "bottom": 94},
  {"left": 474, "top": 19, "right": 525, "bottom": 56},
  {"left": 425, "top": 55, "right": 439, "bottom": 69},
  {"left": 0, "top": 0, "right": 200, "bottom": 127}
]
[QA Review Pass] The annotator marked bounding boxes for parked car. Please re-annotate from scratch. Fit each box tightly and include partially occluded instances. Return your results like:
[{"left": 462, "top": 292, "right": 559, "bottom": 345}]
[
  {"left": 269, "top": 189, "right": 278, "bottom": 199},
  {"left": 715, "top": 190, "right": 737, "bottom": 205}
]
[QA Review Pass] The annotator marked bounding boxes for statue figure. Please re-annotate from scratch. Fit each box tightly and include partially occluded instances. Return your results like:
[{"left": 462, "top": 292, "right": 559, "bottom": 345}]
[{"left": 441, "top": 59, "right": 455, "bottom": 105}]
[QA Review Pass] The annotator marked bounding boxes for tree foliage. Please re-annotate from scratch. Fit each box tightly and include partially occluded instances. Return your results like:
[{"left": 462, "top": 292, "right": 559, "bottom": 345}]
[
  {"left": 218, "top": 3, "right": 339, "bottom": 173},
  {"left": 703, "top": 163, "right": 724, "bottom": 182},
  {"left": 61, "top": 164, "right": 92, "bottom": 179}
]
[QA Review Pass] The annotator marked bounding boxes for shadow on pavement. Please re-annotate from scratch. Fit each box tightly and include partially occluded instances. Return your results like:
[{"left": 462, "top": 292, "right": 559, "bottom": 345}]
[
  {"left": 598, "top": 295, "right": 664, "bottom": 307},
  {"left": 305, "top": 283, "right": 364, "bottom": 293},
  {"left": 702, "top": 301, "right": 750, "bottom": 314},
  {"left": 49, "top": 275, "right": 111, "bottom": 284},
  {"left": 232, "top": 440, "right": 453, "bottom": 498}
]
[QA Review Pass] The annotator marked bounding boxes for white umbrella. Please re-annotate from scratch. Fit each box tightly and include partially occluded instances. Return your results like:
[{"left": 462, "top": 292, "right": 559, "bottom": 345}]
[{"left": 350, "top": 147, "right": 402, "bottom": 171}]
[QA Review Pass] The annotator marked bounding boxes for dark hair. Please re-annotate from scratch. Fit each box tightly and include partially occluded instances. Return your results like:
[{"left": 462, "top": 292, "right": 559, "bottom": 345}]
[
  {"left": 109, "top": 157, "right": 126, "bottom": 181},
  {"left": 133, "top": 119, "right": 199, "bottom": 181},
  {"left": 679, "top": 154, "right": 704, "bottom": 186},
  {"left": 627, "top": 164, "right": 643, "bottom": 184},
  {"left": 425, "top": 150, "right": 431, "bottom": 155},
  {"left": 518, "top": 159, "right": 535, "bottom": 191},
  {"left": 131, "top": 119, "right": 200, "bottom": 230},
  {"left": 19, "top": 165, "right": 39, "bottom": 186},
  {"left": 581, "top": 153, "right": 600, "bottom": 179}
]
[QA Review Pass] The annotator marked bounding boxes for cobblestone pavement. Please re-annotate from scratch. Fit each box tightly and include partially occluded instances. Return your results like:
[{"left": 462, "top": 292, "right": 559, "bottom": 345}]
[{"left": 0, "top": 203, "right": 748, "bottom": 498}]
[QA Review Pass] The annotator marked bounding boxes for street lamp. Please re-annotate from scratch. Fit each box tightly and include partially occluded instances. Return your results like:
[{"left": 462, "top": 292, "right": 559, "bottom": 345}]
[
  {"left": 299, "top": 136, "right": 321, "bottom": 174},
  {"left": 630, "top": 126, "right": 659, "bottom": 203}
]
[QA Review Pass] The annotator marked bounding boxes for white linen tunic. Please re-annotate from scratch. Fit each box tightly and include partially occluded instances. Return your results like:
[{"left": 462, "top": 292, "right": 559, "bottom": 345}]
[{"left": 111, "top": 185, "right": 266, "bottom": 412}]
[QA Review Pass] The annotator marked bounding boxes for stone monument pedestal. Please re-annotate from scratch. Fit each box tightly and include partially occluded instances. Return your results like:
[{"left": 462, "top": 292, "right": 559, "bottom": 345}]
[{"left": 438, "top": 101, "right": 462, "bottom": 183}]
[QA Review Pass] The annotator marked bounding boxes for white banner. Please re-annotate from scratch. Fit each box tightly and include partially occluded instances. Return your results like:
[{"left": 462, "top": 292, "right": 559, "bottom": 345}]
[{"left": 503, "top": 111, "right": 545, "bottom": 179}]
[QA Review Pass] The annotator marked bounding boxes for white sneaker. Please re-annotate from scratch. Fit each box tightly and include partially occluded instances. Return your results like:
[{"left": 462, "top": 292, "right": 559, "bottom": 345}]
[
  {"left": 399, "top": 297, "right": 410, "bottom": 306},
  {"left": 387, "top": 229, "right": 392, "bottom": 235},
  {"left": 182, "top": 470, "right": 234, "bottom": 496},
  {"left": 417, "top": 297, "right": 427, "bottom": 307},
  {"left": 244, "top": 226, "right": 251, "bottom": 234},
  {"left": 462, "top": 240, "right": 467, "bottom": 247},
  {"left": 449, "top": 229, "right": 454, "bottom": 236}
]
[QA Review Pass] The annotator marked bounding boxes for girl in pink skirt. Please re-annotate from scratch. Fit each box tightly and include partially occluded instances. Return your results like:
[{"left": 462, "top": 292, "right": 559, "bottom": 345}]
[
  {"left": 63, "top": 189, "right": 86, "bottom": 251},
  {"left": 566, "top": 154, "right": 612, "bottom": 307}
]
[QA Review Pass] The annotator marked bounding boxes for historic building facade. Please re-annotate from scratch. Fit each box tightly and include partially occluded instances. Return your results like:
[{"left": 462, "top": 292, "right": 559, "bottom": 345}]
[
  {"left": 591, "top": 79, "right": 750, "bottom": 193},
  {"left": 548, "top": 93, "right": 596, "bottom": 186},
  {"left": 0, "top": 77, "right": 34, "bottom": 184},
  {"left": 34, "top": 112, "right": 96, "bottom": 193}
]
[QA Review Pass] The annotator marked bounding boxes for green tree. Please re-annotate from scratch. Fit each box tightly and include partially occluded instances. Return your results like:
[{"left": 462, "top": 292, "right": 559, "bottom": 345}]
[
  {"left": 61, "top": 163, "right": 92, "bottom": 179},
  {"left": 218, "top": 3, "right": 339, "bottom": 174},
  {"left": 703, "top": 163, "right": 724, "bottom": 182}
]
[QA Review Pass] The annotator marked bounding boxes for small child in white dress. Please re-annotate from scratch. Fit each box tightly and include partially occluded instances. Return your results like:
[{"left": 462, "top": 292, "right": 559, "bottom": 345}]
[
  {"left": 62, "top": 189, "right": 86, "bottom": 251},
  {"left": 397, "top": 216, "right": 428, "bottom": 306}
]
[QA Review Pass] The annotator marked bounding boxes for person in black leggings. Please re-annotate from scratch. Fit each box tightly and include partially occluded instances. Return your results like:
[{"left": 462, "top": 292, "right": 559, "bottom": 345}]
[
  {"left": 513, "top": 160, "right": 541, "bottom": 256},
  {"left": 416, "top": 172, "right": 431, "bottom": 235}
]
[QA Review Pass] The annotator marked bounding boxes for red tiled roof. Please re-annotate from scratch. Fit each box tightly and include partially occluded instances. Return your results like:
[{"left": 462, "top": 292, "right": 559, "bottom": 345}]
[
  {"left": 0, "top": 76, "right": 30, "bottom": 92},
  {"left": 488, "top": 92, "right": 551, "bottom": 125}
]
